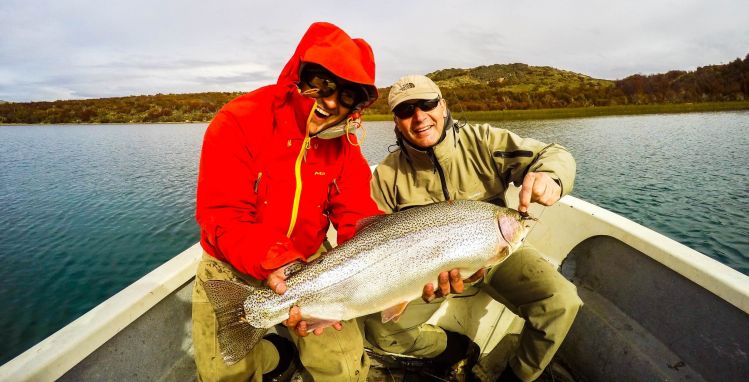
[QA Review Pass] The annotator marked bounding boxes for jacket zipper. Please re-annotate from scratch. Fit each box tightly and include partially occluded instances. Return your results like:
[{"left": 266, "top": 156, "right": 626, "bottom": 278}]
[
  {"left": 287, "top": 136, "right": 310, "bottom": 237},
  {"left": 287, "top": 103, "right": 317, "bottom": 237},
  {"left": 428, "top": 149, "right": 451, "bottom": 201},
  {"left": 254, "top": 172, "right": 262, "bottom": 193}
]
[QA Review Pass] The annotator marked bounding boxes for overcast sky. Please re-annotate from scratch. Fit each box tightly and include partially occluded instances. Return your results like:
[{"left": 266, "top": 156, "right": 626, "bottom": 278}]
[{"left": 1, "top": 0, "right": 747, "bottom": 102}]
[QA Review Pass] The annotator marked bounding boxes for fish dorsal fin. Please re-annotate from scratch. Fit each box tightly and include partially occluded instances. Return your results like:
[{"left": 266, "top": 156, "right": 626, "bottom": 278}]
[
  {"left": 355, "top": 214, "right": 387, "bottom": 233},
  {"left": 381, "top": 301, "right": 410, "bottom": 323}
]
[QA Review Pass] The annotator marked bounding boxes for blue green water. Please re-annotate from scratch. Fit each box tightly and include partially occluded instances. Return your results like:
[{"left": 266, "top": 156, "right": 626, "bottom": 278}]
[{"left": 1, "top": 112, "right": 748, "bottom": 364}]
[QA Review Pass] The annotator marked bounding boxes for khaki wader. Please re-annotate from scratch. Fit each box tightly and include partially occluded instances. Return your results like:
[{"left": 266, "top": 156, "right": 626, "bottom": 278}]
[
  {"left": 192, "top": 253, "right": 370, "bottom": 382},
  {"left": 363, "top": 245, "right": 582, "bottom": 382}
]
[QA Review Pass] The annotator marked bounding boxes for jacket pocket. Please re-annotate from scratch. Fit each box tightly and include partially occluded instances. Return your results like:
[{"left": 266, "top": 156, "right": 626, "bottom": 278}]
[{"left": 493, "top": 150, "right": 533, "bottom": 158}]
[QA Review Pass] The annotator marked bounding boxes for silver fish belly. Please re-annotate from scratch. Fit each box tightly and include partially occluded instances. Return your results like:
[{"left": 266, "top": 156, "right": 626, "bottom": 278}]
[{"left": 203, "top": 200, "right": 529, "bottom": 364}]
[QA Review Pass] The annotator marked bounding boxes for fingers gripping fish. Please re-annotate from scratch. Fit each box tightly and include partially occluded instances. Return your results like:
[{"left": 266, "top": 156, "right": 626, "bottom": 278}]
[{"left": 202, "top": 200, "right": 531, "bottom": 365}]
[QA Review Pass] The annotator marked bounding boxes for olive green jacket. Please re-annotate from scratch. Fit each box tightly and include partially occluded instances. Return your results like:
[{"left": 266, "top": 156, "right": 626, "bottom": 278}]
[{"left": 371, "top": 119, "right": 576, "bottom": 213}]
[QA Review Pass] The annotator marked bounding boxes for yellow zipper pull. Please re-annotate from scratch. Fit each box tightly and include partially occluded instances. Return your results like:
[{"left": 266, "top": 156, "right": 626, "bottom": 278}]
[
  {"left": 254, "top": 172, "right": 263, "bottom": 193},
  {"left": 303, "top": 137, "right": 311, "bottom": 162}
]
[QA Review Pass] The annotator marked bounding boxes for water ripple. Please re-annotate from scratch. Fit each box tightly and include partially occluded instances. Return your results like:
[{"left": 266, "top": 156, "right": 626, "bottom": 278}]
[{"left": 1, "top": 113, "right": 748, "bottom": 364}]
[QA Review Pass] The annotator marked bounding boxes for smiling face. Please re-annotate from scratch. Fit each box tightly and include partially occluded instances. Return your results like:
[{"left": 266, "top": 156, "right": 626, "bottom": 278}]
[
  {"left": 300, "top": 81, "right": 352, "bottom": 135},
  {"left": 394, "top": 98, "right": 447, "bottom": 149}
]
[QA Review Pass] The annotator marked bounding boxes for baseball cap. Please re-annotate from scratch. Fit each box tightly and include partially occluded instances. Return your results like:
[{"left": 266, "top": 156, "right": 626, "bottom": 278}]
[{"left": 388, "top": 75, "right": 442, "bottom": 111}]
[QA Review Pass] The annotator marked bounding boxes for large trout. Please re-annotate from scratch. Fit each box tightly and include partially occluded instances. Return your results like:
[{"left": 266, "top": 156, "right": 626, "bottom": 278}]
[{"left": 203, "top": 200, "right": 530, "bottom": 364}]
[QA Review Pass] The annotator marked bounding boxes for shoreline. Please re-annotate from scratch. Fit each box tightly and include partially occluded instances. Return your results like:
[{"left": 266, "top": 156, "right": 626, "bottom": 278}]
[
  {"left": 363, "top": 101, "right": 749, "bottom": 121},
  {"left": 2, "top": 101, "right": 748, "bottom": 125}
]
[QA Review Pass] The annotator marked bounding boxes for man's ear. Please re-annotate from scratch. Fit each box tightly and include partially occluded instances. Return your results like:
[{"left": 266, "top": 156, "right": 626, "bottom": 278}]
[{"left": 441, "top": 98, "right": 448, "bottom": 117}]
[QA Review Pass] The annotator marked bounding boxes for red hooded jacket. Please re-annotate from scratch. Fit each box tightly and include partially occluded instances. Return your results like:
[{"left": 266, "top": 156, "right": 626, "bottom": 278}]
[{"left": 196, "top": 22, "right": 382, "bottom": 280}]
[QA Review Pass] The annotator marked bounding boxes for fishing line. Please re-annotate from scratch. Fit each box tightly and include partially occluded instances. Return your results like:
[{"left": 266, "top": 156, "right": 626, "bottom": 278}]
[
  {"left": 523, "top": 206, "right": 546, "bottom": 244},
  {"left": 516, "top": 206, "right": 547, "bottom": 271}
]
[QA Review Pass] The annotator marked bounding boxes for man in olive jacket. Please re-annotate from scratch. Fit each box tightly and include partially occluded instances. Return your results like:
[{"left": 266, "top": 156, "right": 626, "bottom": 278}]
[{"left": 367, "top": 75, "right": 582, "bottom": 382}]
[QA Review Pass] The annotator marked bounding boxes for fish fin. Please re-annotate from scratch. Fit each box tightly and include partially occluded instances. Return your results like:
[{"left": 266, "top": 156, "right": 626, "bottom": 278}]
[
  {"left": 355, "top": 214, "right": 386, "bottom": 232},
  {"left": 202, "top": 280, "right": 268, "bottom": 365},
  {"left": 381, "top": 301, "right": 410, "bottom": 323},
  {"left": 305, "top": 319, "right": 341, "bottom": 332}
]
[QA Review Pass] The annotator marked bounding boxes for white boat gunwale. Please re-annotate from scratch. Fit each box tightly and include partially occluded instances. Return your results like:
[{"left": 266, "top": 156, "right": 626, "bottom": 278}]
[{"left": 1, "top": 190, "right": 748, "bottom": 381}]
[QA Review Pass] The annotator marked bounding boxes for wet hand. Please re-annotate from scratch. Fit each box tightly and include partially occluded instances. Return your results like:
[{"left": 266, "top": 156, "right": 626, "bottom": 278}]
[
  {"left": 266, "top": 263, "right": 293, "bottom": 295},
  {"left": 282, "top": 306, "right": 343, "bottom": 336},
  {"left": 518, "top": 172, "right": 562, "bottom": 214},
  {"left": 267, "top": 264, "right": 342, "bottom": 335},
  {"left": 422, "top": 268, "right": 486, "bottom": 302}
]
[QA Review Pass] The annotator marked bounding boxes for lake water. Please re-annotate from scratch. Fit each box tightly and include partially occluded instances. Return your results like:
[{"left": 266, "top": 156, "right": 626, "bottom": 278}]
[{"left": 1, "top": 112, "right": 748, "bottom": 364}]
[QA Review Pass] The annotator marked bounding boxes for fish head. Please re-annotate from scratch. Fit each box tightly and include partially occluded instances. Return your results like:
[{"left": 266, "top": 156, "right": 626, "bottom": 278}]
[{"left": 493, "top": 208, "right": 532, "bottom": 261}]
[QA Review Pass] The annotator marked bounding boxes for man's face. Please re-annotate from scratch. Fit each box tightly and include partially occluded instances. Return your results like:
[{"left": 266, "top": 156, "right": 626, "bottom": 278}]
[
  {"left": 393, "top": 98, "right": 447, "bottom": 149},
  {"left": 300, "top": 81, "right": 352, "bottom": 135}
]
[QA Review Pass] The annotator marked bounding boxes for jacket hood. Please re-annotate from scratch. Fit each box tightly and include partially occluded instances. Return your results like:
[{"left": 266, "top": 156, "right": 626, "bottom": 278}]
[{"left": 277, "top": 22, "right": 378, "bottom": 110}]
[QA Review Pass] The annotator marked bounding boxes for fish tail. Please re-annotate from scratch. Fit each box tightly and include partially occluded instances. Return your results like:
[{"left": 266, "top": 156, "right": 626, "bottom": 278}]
[{"left": 202, "top": 279, "right": 269, "bottom": 365}]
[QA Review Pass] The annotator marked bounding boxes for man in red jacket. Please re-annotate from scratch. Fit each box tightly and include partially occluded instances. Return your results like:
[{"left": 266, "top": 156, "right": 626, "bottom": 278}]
[{"left": 193, "top": 22, "right": 382, "bottom": 381}]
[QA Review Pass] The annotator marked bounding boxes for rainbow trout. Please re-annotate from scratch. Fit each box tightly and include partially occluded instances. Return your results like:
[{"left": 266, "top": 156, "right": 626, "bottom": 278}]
[{"left": 203, "top": 200, "right": 530, "bottom": 364}]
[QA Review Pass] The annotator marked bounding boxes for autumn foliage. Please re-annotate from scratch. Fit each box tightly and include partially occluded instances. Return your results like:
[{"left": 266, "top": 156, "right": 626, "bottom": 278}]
[{"left": 1, "top": 54, "right": 747, "bottom": 124}]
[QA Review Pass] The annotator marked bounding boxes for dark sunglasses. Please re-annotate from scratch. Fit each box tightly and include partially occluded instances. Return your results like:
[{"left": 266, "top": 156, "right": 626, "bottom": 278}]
[
  {"left": 301, "top": 68, "right": 366, "bottom": 109},
  {"left": 393, "top": 98, "right": 441, "bottom": 119}
]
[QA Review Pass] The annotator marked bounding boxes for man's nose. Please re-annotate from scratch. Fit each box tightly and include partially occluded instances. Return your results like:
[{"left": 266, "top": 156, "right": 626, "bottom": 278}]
[
  {"left": 412, "top": 106, "right": 428, "bottom": 121},
  {"left": 319, "top": 92, "right": 338, "bottom": 110}
]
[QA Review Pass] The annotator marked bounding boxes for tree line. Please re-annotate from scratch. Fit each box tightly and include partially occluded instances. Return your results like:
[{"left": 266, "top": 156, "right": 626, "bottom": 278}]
[
  {"left": 366, "top": 54, "right": 749, "bottom": 114},
  {"left": 0, "top": 92, "right": 241, "bottom": 124},
  {"left": 1, "top": 54, "right": 747, "bottom": 124}
]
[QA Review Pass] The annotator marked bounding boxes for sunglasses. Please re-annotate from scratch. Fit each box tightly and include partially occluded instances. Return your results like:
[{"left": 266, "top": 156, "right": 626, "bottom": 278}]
[
  {"left": 301, "top": 68, "right": 366, "bottom": 109},
  {"left": 393, "top": 98, "right": 441, "bottom": 119}
]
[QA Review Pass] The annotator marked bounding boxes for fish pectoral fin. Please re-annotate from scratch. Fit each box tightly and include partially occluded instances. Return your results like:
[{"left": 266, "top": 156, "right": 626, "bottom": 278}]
[
  {"left": 381, "top": 301, "right": 410, "bottom": 323},
  {"left": 304, "top": 319, "right": 341, "bottom": 332}
]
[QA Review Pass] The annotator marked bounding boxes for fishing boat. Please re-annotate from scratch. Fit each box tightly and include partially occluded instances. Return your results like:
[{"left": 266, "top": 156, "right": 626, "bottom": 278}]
[{"left": 1, "top": 180, "right": 748, "bottom": 382}]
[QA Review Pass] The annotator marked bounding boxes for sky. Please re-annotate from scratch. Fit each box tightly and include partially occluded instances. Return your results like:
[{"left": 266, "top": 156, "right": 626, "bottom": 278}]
[{"left": 1, "top": 0, "right": 748, "bottom": 102}]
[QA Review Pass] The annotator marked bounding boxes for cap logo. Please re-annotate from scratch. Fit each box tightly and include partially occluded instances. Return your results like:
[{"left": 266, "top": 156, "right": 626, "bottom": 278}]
[{"left": 399, "top": 82, "right": 415, "bottom": 91}]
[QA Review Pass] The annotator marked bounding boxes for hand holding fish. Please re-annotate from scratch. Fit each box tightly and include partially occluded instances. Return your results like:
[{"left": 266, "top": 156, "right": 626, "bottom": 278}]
[
  {"left": 518, "top": 172, "right": 562, "bottom": 214},
  {"left": 267, "top": 263, "right": 343, "bottom": 336},
  {"left": 282, "top": 306, "right": 343, "bottom": 336},
  {"left": 202, "top": 201, "right": 529, "bottom": 365},
  {"left": 422, "top": 268, "right": 486, "bottom": 302}
]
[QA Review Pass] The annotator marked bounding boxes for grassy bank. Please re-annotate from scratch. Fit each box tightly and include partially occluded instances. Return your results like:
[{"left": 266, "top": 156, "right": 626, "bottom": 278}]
[{"left": 363, "top": 101, "right": 749, "bottom": 122}]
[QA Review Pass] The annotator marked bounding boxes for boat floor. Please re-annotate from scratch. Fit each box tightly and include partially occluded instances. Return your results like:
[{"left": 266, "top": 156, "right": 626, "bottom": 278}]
[
  {"left": 279, "top": 334, "right": 578, "bottom": 382},
  {"left": 365, "top": 336, "right": 578, "bottom": 382}
]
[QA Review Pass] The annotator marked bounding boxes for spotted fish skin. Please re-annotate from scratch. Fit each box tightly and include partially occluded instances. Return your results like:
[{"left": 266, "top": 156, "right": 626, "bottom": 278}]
[{"left": 203, "top": 200, "right": 529, "bottom": 364}]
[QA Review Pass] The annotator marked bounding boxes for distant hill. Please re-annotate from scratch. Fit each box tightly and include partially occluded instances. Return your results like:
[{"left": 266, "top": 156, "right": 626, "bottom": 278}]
[
  {"left": 365, "top": 55, "right": 749, "bottom": 114},
  {"left": 429, "top": 63, "right": 614, "bottom": 93},
  {"left": 1, "top": 54, "right": 747, "bottom": 124}
]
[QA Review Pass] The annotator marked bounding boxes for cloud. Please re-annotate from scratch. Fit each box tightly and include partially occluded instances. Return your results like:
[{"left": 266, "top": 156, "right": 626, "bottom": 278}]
[{"left": 1, "top": 0, "right": 748, "bottom": 101}]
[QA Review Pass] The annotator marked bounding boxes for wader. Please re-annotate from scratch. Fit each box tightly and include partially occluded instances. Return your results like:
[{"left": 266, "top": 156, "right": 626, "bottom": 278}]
[
  {"left": 192, "top": 253, "right": 370, "bottom": 382},
  {"left": 363, "top": 245, "right": 582, "bottom": 381}
]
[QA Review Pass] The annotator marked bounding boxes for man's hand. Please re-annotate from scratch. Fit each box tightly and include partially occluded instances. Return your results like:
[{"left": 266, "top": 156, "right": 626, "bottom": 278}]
[
  {"left": 422, "top": 268, "right": 486, "bottom": 302},
  {"left": 282, "top": 306, "right": 343, "bottom": 336},
  {"left": 518, "top": 172, "right": 562, "bottom": 214},
  {"left": 266, "top": 262, "right": 294, "bottom": 295},
  {"left": 267, "top": 263, "right": 342, "bottom": 336}
]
